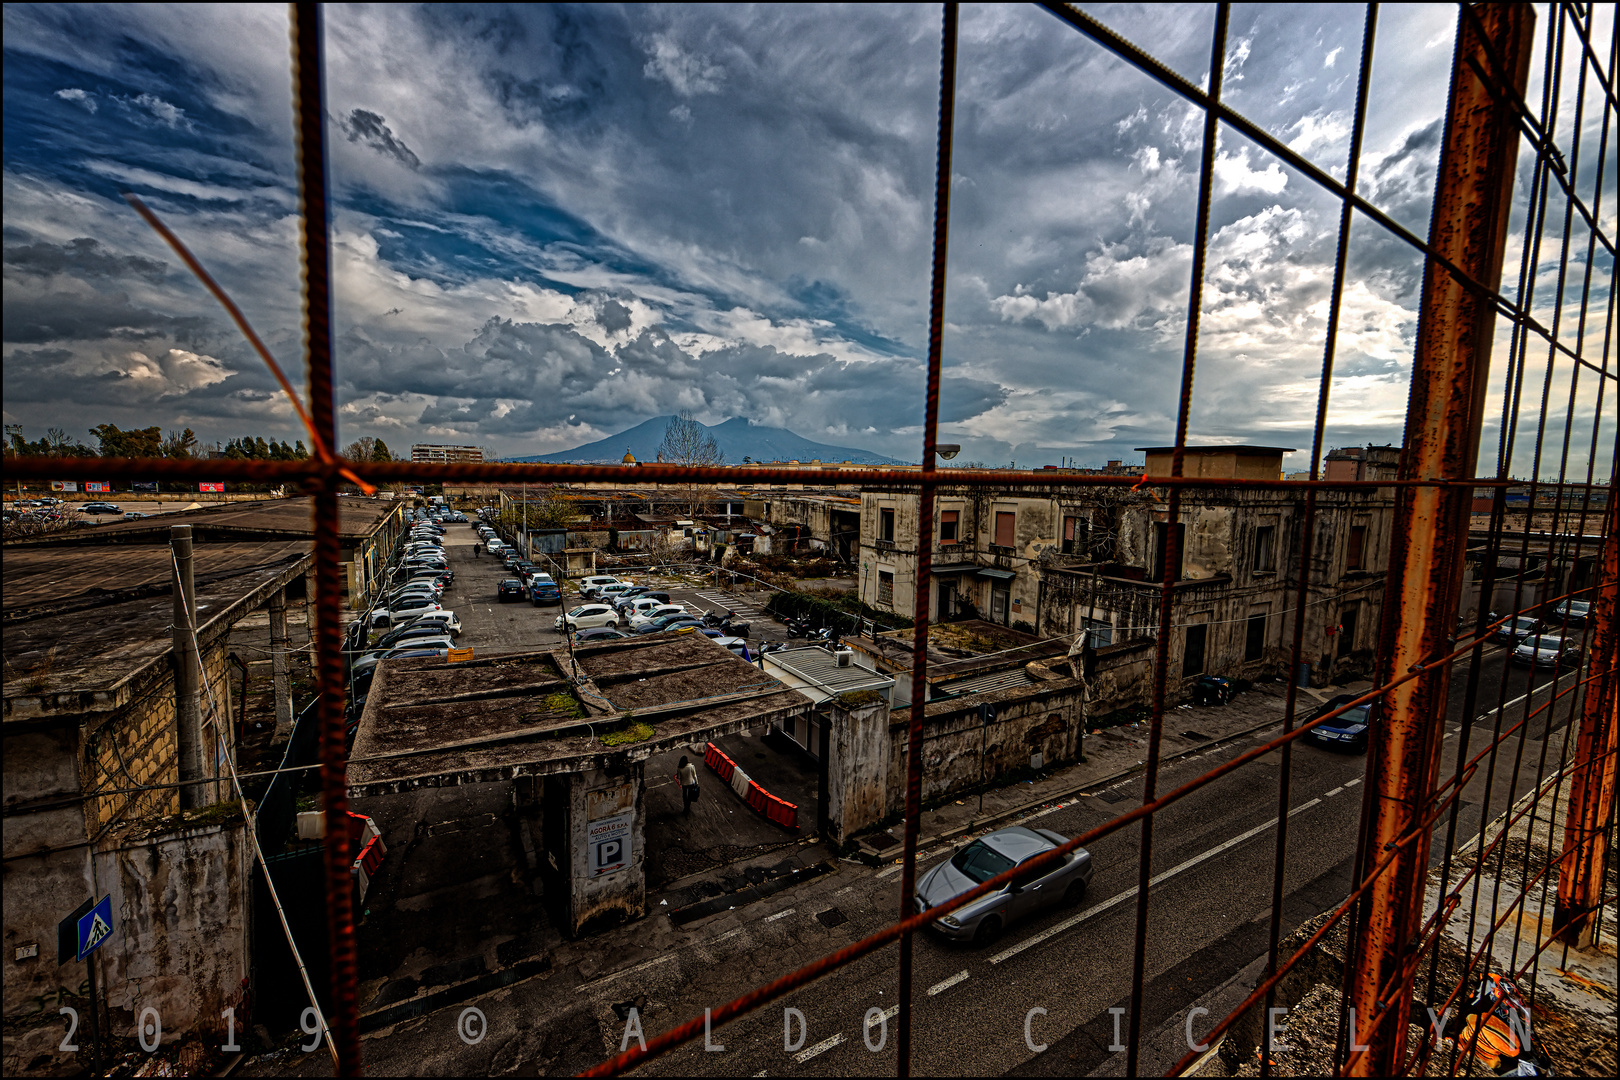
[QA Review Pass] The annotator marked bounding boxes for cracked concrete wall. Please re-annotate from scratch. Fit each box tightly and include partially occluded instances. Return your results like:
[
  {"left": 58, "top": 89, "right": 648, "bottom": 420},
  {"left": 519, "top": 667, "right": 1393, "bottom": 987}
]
[{"left": 825, "top": 697, "right": 891, "bottom": 842}]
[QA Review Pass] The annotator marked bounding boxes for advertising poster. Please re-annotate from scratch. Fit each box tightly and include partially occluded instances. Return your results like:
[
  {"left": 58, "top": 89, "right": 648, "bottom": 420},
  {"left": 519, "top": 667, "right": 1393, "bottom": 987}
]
[
  {"left": 84, "top": 481, "right": 111, "bottom": 493},
  {"left": 50, "top": 480, "right": 78, "bottom": 492},
  {"left": 199, "top": 482, "right": 225, "bottom": 493}
]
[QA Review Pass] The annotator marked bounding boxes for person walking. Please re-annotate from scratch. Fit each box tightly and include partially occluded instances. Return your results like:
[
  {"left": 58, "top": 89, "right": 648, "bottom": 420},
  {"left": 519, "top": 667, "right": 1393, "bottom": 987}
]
[
  {"left": 473, "top": 540, "right": 481, "bottom": 557},
  {"left": 677, "top": 755, "right": 700, "bottom": 815}
]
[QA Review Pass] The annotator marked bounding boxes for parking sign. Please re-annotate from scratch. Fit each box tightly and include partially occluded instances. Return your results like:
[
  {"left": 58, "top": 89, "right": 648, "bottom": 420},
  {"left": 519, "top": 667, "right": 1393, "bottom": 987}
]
[{"left": 588, "top": 813, "right": 633, "bottom": 876}]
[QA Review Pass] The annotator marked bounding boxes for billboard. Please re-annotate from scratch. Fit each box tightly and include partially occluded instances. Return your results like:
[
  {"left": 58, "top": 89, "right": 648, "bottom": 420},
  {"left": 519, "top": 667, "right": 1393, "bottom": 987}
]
[
  {"left": 84, "top": 481, "right": 111, "bottom": 493},
  {"left": 133, "top": 481, "right": 159, "bottom": 493},
  {"left": 199, "top": 482, "right": 225, "bottom": 493},
  {"left": 50, "top": 480, "right": 78, "bottom": 493}
]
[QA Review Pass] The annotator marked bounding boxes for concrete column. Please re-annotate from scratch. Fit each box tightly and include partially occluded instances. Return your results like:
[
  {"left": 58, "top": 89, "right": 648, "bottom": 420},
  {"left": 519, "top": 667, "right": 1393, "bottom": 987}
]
[
  {"left": 171, "top": 525, "right": 205, "bottom": 809},
  {"left": 270, "top": 588, "right": 294, "bottom": 738},
  {"left": 565, "top": 764, "right": 646, "bottom": 937}
]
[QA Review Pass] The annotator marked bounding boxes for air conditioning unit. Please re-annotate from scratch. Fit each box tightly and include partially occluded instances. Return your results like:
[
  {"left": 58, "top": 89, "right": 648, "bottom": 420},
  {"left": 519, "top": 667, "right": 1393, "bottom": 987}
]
[{"left": 835, "top": 649, "right": 854, "bottom": 668}]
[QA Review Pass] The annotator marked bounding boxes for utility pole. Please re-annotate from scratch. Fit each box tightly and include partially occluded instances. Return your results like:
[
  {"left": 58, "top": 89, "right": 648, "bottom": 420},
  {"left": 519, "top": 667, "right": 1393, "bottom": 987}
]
[{"left": 171, "top": 525, "right": 205, "bottom": 808}]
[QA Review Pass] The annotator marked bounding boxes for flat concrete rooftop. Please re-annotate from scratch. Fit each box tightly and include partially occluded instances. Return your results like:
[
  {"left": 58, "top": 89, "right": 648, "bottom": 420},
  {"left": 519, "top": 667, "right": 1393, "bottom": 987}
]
[
  {"left": 3, "top": 541, "right": 312, "bottom": 720},
  {"left": 348, "top": 631, "right": 811, "bottom": 795},
  {"left": 15, "top": 496, "right": 397, "bottom": 546}
]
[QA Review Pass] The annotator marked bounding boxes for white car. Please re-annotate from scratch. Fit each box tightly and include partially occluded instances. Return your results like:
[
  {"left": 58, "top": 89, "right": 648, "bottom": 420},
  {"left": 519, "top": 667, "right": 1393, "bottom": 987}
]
[
  {"left": 577, "top": 575, "right": 622, "bottom": 598},
  {"left": 404, "top": 610, "right": 461, "bottom": 636},
  {"left": 619, "top": 596, "right": 667, "bottom": 620},
  {"left": 371, "top": 596, "right": 442, "bottom": 627},
  {"left": 555, "top": 604, "right": 619, "bottom": 631},
  {"left": 630, "top": 604, "right": 688, "bottom": 630}
]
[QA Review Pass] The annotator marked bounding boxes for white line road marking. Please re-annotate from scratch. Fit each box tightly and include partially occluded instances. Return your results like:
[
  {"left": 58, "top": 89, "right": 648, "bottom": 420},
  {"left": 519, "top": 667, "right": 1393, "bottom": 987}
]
[
  {"left": 866, "top": 1005, "right": 899, "bottom": 1028},
  {"left": 794, "top": 1033, "right": 845, "bottom": 1063},
  {"left": 1324, "top": 786, "right": 1344, "bottom": 798},
  {"left": 928, "top": 971, "right": 970, "bottom": 996},
  {"left": 709, "top": 927, "right": 744, "bottom": 945},
  {"left": 764, "top": 908, "right": 796, "bottom": 922},
  {"left": 990, "top": 798, "right": 1323, "bottom": 966},
  {"left": 1345, "top": 777, "right": 1362, "bottom": 786},
  {"left": 835, "top": 886, "right": 855, "bottom": 895},
  {"left": 575, "top": 954, "right": 674, "bottom": 993}
]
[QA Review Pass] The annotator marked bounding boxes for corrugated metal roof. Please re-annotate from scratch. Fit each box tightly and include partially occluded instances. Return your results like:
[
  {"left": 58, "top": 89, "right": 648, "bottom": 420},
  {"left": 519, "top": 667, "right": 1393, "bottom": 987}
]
[
  {"left": 933, "top": 668, "right": 1034, "bottom": 698},
  {"left": 766, "top": 647, "right": 893, "bottom": 704}
]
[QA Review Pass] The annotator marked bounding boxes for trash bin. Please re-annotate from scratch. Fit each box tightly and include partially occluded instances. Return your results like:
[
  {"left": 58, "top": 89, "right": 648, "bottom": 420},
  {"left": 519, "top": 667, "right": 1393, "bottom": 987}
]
[{"left": 1296, "top": 662, "right": 1312, "bottom": 688}]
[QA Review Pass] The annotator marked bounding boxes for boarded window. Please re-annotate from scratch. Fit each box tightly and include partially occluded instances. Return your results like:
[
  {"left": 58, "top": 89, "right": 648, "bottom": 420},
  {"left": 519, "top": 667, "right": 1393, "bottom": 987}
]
[
  {"left": 995, "top": 511, "right": 1016, "bottom": 548},
  {"left": 940, "top": 510, "right": 959, "bottom": 544},
  {"left": 880, "top": 508, "right": 895, "bottom": 543},
  {"left": 1151, "top": 522, "right": 1186, "bottom": 582},
  {"left": 1254, "top": 524, "right": 1276, "bottom": 572},
  {"left": 1245, "top": 610, "right": 1267, "bottom": 660},
  {"left": 1346, "top": 525, "right": 1366, "bottom": 570},
  {"left": 1183, "top": 623, "right": 1207, "bottom": 677},
  {"left": 878, "top": 570, "right": 894, "bottom": 607}
]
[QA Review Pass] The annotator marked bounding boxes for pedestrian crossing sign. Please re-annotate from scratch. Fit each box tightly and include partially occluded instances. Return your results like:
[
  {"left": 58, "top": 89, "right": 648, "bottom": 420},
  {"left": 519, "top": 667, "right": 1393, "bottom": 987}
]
[{"left": 77, "top": 896, "right": 112, "bottom": 960}]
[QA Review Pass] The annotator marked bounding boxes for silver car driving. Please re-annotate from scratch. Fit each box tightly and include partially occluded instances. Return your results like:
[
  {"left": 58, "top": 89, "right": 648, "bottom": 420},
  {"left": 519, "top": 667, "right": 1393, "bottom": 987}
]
[{"left": 914, "top": 825, "right": 1092, "bottom": 945}]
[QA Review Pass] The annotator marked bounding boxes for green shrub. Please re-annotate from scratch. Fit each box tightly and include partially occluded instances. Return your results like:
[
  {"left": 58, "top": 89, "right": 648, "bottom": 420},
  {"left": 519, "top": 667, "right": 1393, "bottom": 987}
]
[{"left": 764, "top": 589, "right": 913, "bottom": 632}]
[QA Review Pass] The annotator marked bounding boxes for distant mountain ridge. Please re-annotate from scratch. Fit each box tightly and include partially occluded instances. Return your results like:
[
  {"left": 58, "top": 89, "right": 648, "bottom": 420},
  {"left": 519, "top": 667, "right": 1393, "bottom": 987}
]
[{"left": 504, "top": 416, "right": 909, "bottom": 466}]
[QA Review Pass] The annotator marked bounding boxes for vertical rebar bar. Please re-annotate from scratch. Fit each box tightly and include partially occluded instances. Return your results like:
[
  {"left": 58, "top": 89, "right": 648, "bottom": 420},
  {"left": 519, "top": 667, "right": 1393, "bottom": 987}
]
[
  {"left": 1348, "top": 5, "right": 1534, "bottom": 1073},
  {"left": 897, "top": 6, "right": 958, "bottom": 1075},
  {"left": 291, "top": 3, "right": 361, "bottom": 1074}
]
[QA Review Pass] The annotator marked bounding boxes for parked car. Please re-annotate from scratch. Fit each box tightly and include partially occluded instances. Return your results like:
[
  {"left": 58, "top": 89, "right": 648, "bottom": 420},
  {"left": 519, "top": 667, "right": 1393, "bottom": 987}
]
[
  {"left": 618, "top": 596, "right": 669, "bottom": 621},
  {"left": 555, "top": 604, "right": 619, "bottom": 631},
  {"left": 370, "top": 596, "right": 442, "bottom": 628},
  {"left": 1511, "top": 633, "right": 1578, "bottom": 669},
  {"left": 1304, "top": 693, "right": 1377, "bottom": 752},
  {"left": 530, "top": 575, "right": 562, "bottom": 606},
  {"left": 497, "top": 579, "right": 527, "bottom": 602},
  {"left": 914, "top": 826, "right": 1093, "bottom": 945},
  {"left": 373, "top": 622, "right": 459, "bottom": 651},
  {"left": 573, "top": 626, "right": 631, "bottom": 642},
  {"left": 351, "top": 640, "right": 453, "bottom": 678},
  {"left": 636, "top": 614, "right": 705, "bottom": 635},
  {"left": 122, "top": 511, "right": 148, "bottom": 520},
  {"left": 1489, "top": 614, "right": 1542, "bottom": 645},
  {"left": 713, "top": 635, "right": 754, "bottom": 661},
  {"left": 400, "top": 610, "right": 461, "bottom": 637},
  {"left": 577, "top": 575, "right": 623, "bottom": 598},
  {"left": 1549, "top": 600, "right": 1590, "bottom": 628},
  {"left": 631, "top": 604, "right": 689, "bottom": 630}
]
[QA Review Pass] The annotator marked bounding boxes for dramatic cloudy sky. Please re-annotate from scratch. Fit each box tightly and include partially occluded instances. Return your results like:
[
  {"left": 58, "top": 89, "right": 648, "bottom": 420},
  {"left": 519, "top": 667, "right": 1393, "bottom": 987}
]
[{"left": 3, "top": 3, "right": 1613, "bottom": 475}]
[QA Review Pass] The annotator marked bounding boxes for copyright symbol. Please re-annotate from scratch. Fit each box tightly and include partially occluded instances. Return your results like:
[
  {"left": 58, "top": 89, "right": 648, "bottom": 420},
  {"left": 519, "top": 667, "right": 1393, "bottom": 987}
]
[{"left": 457, "top": 1007, "right": 486, "bottom": 1046}]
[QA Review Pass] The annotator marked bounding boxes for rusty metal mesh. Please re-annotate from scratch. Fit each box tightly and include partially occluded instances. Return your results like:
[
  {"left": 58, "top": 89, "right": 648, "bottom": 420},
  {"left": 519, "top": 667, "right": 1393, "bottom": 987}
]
[{"left": 5, "top": 3, "right": 1614, "bottom": 1076}]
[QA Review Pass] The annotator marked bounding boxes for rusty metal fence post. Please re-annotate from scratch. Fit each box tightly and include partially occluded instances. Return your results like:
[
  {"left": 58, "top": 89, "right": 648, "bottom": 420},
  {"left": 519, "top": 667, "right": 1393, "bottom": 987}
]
[
  {"left": 1348, "top": 5, "right": 1535, "bottom": 1074},
  {"left": 1556, "top": 493, "right": 1618, "bottom": 948}
]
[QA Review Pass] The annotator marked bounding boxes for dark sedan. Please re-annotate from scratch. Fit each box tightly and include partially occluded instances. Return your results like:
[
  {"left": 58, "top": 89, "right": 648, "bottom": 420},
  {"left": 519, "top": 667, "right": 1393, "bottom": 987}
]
[
  {"left": 573, "top": 627, "right": 631, "bottom": 642},
  {"left": 1304, "top": 693, "right": 1377, "bottom": 752},
  {"left": 496, "top": 579, "right": 527, "bottom": 602},
  {"left": 915, "top": 826, "right": 1092, "bottom": 945}
]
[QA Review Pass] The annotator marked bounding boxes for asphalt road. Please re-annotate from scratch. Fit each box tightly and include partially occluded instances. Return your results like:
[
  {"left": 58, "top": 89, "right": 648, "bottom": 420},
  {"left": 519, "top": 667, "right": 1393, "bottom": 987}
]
[{"left": 310, "top": 528, "right": 1590, "bottom": 1076}]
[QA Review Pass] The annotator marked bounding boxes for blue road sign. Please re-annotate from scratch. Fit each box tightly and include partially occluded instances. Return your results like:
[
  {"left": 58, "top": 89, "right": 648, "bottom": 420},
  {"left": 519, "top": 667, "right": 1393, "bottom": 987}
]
[{"left": 77, "top": 896, "right": 112, "bottom": 960}]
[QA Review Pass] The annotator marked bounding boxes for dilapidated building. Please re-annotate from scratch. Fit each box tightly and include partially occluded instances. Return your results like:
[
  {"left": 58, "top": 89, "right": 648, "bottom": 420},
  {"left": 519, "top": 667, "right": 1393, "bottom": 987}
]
[{"left": 858, "top": 445, "right": 1400, "bottom": 699}]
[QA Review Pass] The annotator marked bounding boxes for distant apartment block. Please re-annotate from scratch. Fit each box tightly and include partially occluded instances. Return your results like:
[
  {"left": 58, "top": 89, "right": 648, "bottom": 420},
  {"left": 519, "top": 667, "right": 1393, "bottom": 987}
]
[{"left": 411, "top": 443, "right": 485, "bottom": 464}]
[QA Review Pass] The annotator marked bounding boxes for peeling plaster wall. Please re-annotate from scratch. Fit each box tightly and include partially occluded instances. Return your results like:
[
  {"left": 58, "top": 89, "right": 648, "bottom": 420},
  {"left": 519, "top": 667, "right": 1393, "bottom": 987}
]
[
  {"left": 884, "top": 681, "right": 1087, "bottom": 817},
  {"left": 92, "top": 819, "right": 251, "bottom": 1045},
  {"left": 825, "top": 697, "right": 891, "bottom": 841}
]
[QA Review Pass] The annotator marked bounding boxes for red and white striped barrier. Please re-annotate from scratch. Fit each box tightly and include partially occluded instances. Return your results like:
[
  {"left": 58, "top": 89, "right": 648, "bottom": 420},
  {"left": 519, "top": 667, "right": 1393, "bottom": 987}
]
[{"left": 703, "top": 742, "right": 798, "bottom": 830}]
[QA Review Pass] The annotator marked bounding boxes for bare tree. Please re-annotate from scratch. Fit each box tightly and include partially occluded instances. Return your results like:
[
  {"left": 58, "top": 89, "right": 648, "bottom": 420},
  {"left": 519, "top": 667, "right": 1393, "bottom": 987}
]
[
  {"left": 656, "top": 411, "right": 724, "bottom": 515},
  {"left": 341, "top": 436, "right": 377, "bottom": 462}
]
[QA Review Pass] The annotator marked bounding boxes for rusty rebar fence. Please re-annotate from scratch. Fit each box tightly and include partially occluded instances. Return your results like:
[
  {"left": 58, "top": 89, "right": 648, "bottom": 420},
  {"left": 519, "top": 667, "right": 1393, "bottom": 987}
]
[{"left": 4, "top": 2, "right": 1614, "bottom": 1077}]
